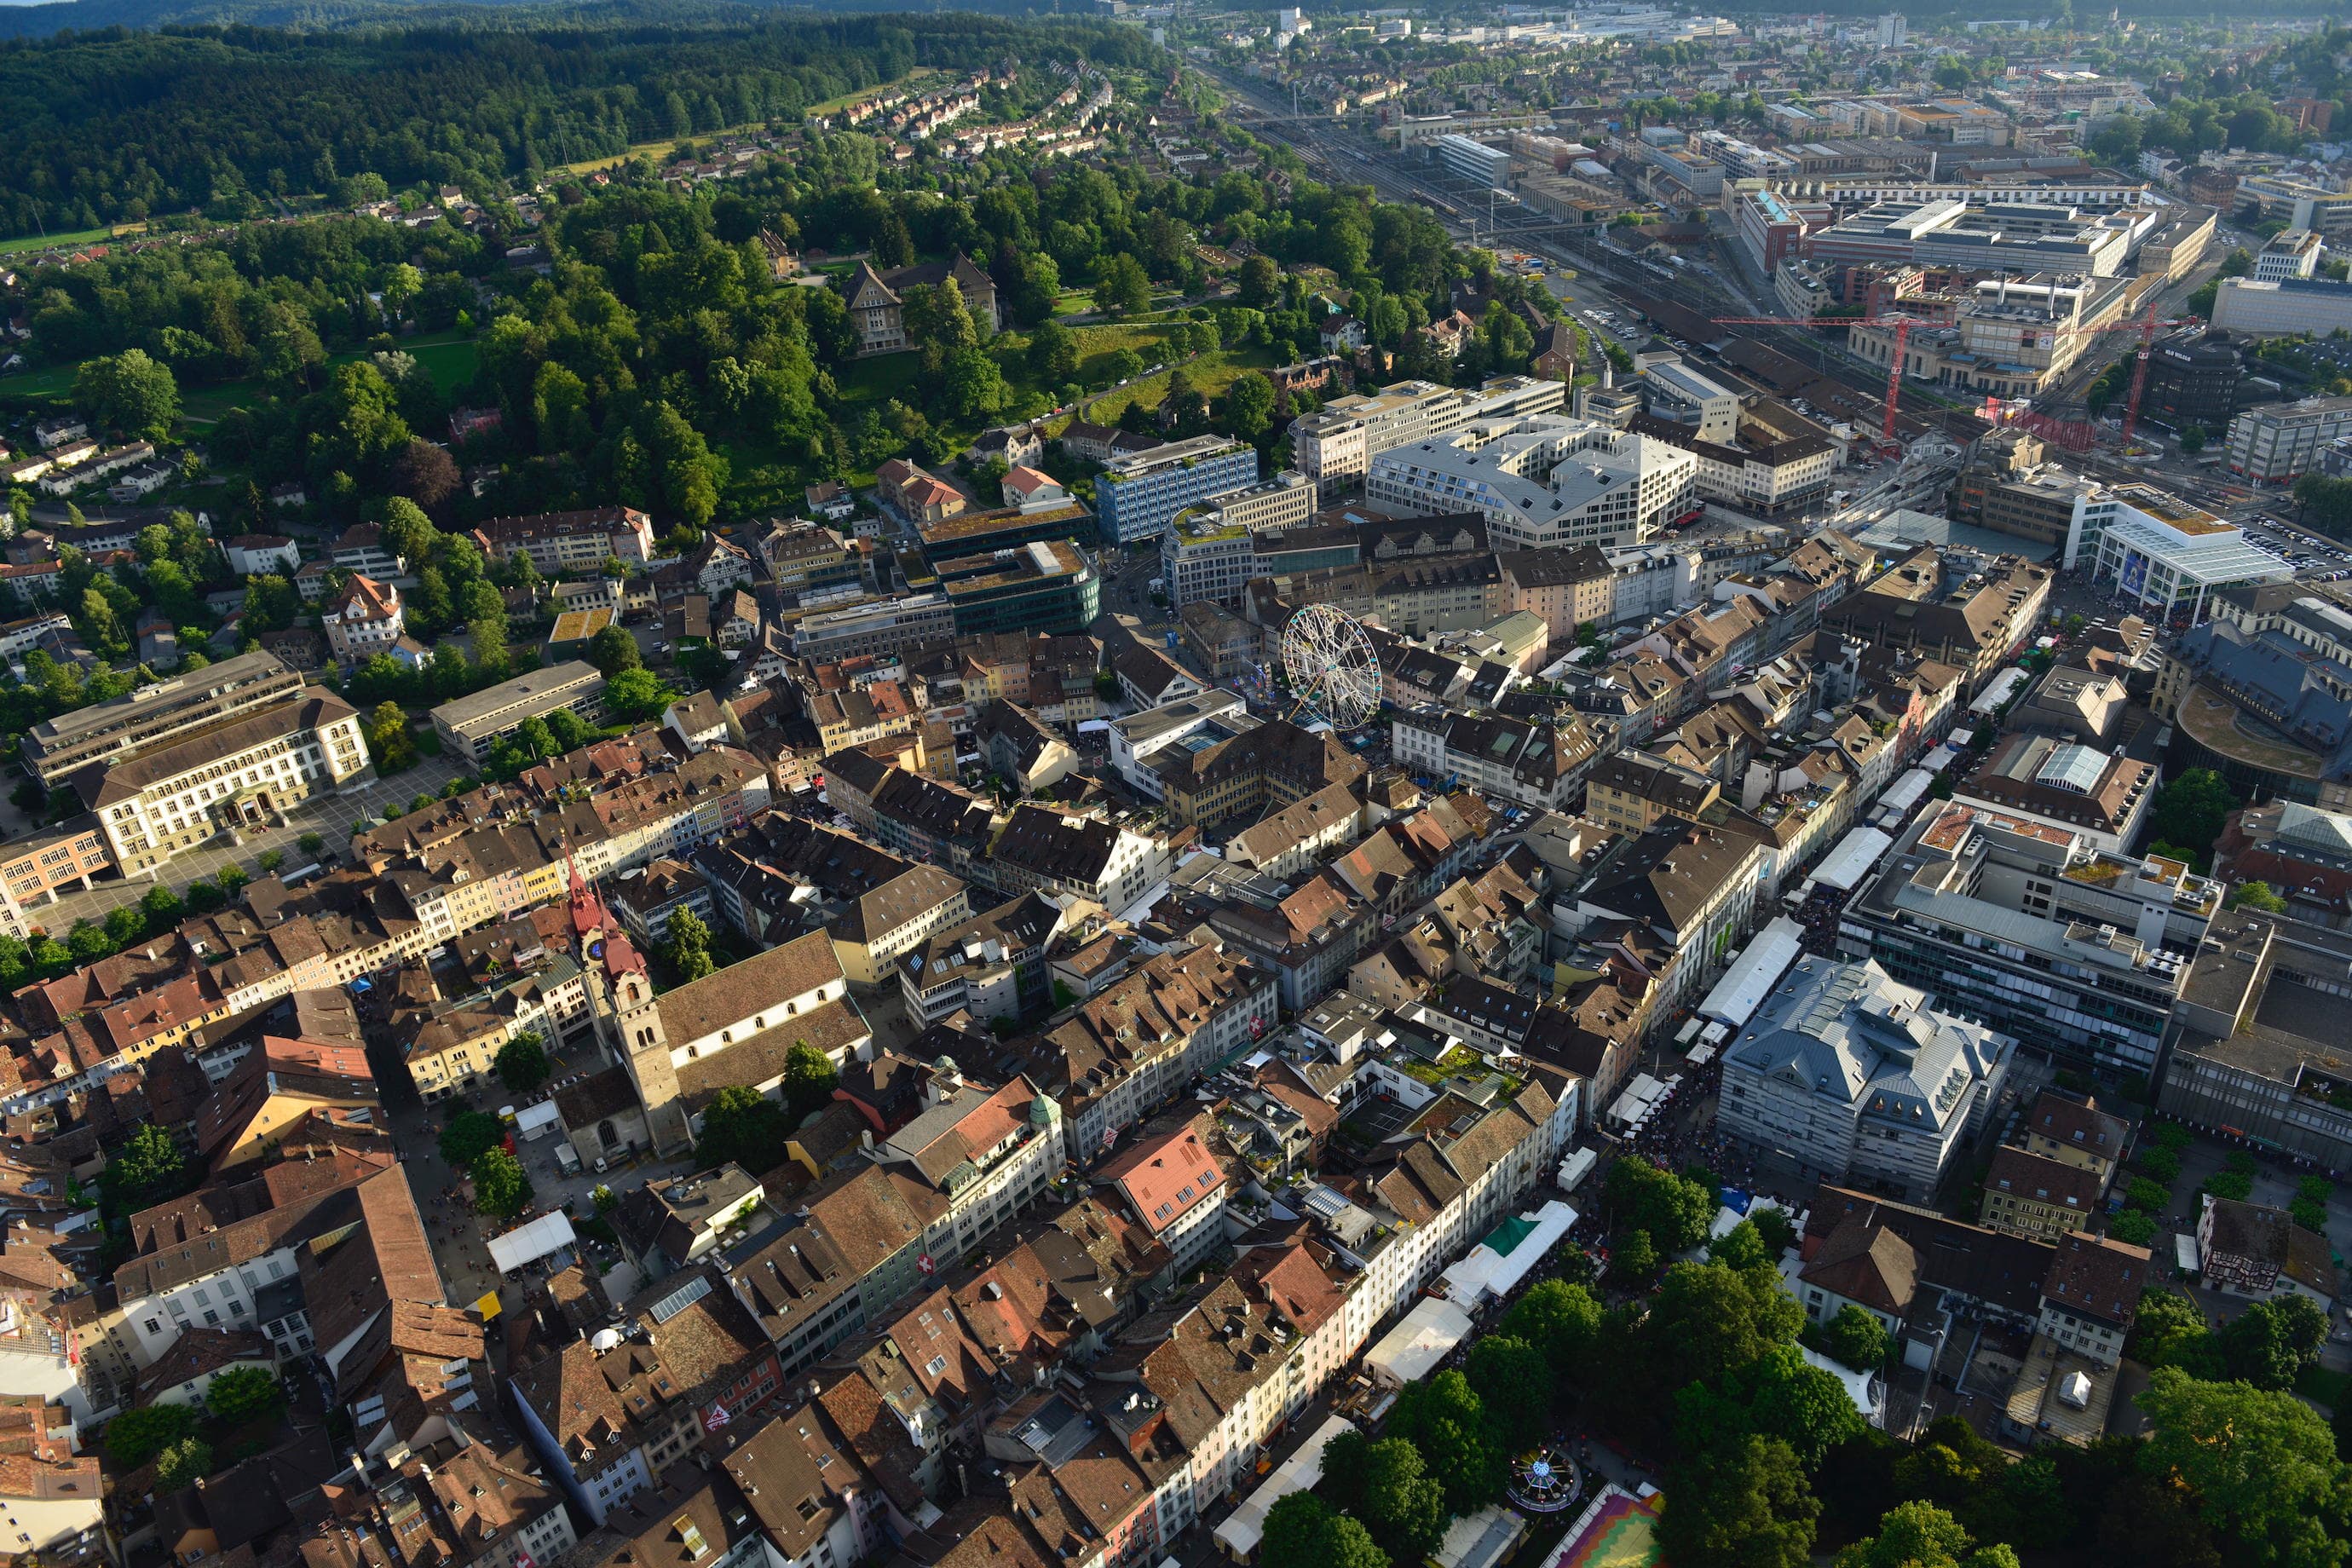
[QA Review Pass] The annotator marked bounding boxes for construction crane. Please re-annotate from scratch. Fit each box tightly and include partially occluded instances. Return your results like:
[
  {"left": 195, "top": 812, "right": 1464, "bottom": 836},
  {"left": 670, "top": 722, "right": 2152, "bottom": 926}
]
[
  {"left": 1713, "top": 301, "right": 2191, "bottom": 457},
  {"left": 1709, "top": 313, "right": 1928, "bottom": 454}
]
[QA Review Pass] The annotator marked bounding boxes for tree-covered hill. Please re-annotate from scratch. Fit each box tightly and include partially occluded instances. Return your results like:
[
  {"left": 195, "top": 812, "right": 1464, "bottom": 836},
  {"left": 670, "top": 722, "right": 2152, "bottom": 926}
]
[{"left": 0, "top": 12, "right": 1157, "bottom": 235}]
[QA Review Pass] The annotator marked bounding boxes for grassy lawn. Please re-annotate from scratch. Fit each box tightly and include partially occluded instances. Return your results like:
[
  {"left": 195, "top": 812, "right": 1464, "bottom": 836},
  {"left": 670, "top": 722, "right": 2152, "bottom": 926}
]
[
  {"left": 0, "top": 224, "right": 122, "bottom": 257},
  {"left": 1089, "top": 343, "right": 1277, "bottom": 423},
  {"left": 0, "top": 362, "right": 79, "bottom": 404},
  {"left": 556, "top": 119, "right": 781, "bottom": 178}
]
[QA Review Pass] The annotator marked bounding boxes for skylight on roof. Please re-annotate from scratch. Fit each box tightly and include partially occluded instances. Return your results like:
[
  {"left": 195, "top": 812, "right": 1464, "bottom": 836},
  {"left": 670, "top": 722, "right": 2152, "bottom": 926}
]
[{"left": 2035, "top": 743, "right": 2107, "bottom": 796}]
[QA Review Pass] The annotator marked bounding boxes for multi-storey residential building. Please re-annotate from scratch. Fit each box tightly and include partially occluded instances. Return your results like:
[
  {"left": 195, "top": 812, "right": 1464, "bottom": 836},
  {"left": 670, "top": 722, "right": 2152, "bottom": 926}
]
[
  {"left": 987, "top": 804, "right": 1168, "bottom": 912},
  {"left": 1719, "top": 955, "right": 2014, "bottom": 1202},
  {"left": 80, "top": 687, "right": 372, "bottom": 877},
  {"left": 1390, "top": 708, "right": 1601, "bottom": 810},
  {"left": 1024, "top": 942, "right": 1277, "bottom": 1156},
  {"left": 1839, "top": 802, "right": 2217, "bottom": 1075},
  {"left": 0, "top": 816, "right": 114, "bottom": 937},
  {"left": 1365, "top": 416, "right": 1698, "bottom": 550},
  {"left": 473, "top": 506, "right": 655, "bottom": 572},
  {"left": 321, "top": 573, "right": 406, "bottom": 664},
  {"left": 901, "top": 893, "right": 1067, "bottom": 1027},
  {"left": 1152, "top": 718, "right": 1367, "bottom": 830},
  {"left": 1096, "top": 437, "right": 1261, "bottom": 545},
  {"left": 1980, "top": 1147, "right": 2101, "bottom": 1240},
  {"left": 430, "top": 661, "right": 608, "bottom": 762},
  {"left": 112, "top": 1155, "right": 431, "bottom": 1369},
  {"left": 23, "top": 649, "right": 308, "bottom": 787},
  {"left": 1110, "top": 691, "right": 1259, "bottom": 801},
  {"left": 1554, "top": 818, "right": 1764, "bottom": 1015},
  {"left": 1499, "top": 545, "right": 1615, "bottom": 640},
  {"left": 1817, "top": 545, "right": 2050, "bottom": 692}
]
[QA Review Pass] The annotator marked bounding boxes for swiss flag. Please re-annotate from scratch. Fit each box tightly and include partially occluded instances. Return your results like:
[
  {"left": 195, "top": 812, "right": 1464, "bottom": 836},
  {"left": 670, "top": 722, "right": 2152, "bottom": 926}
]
[{"left": 918, "top": 1254, "right": 936, "bottom": 1277}]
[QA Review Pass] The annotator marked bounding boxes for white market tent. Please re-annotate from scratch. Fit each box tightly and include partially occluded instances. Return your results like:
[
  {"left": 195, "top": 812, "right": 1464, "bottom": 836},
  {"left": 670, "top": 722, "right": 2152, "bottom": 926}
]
[
  {"left": 1363, "top": 1296, "right": 1478, "bottom": 1388},
  {"left": 1438, "top": 1201, "right": 1577, "bottom": 1308},
  {"left": 486, "top": 1210, "right": 576, "bottom": 1274},
  {"left": 1799, "top": 1345, "right": 1884, "bottom": 1427},
  {"left": 1557, "top": 1147, "right": 1599, "bottom": 1193},
  {"left": 1605, "top": 1071, "right": 1668, "bottom": 1127},
  {"left": 1214, "top": 1414, "right": 1360, "bottom": 1562},
  {"left": 513, "top": 1101, "right": 562, "bottom": 1141},
  {"left": 1920, "top": 744, "right": 1958, "bottom": 774},
  {"left": 1970, "top": 666, "right": 2029, "bottom": 716},
  {"left": 1880, "top": 767, "right": 1936, "bottom": 817},
  {"left": 1698, "top": 916, "right": 1805, "bottom": 1027},
  {"left": 1811, "top": 825, "right": 1897, "bottom": 894}
]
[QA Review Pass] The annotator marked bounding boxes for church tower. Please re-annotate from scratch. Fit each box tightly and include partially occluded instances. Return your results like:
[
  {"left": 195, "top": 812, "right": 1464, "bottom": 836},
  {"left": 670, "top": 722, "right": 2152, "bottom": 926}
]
[{"left": 612, "top": 966, "right": 692, "bottom": 1156}]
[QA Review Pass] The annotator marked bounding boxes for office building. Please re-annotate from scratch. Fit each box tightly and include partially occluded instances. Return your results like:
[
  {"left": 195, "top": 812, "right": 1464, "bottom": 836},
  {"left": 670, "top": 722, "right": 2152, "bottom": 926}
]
[
  {"left": 2226, "top": 395, "right": 2352, "bottom": 485},
  {"left": 2212, "top": 277, "right": 2352, "bottom": 341},
  {"left": 937, "top": 540, "right": 1101, "bottom": 637},
  {"left": 788, "top": 592, "right": 958, "bottom": 662},
  {"left": 2140, "top": 331, "right": 2245, "bottom": 435},
  {"left": 1433, "top": 134, "right": 1511, "bottom": 187},
  {"left": 1095, "top": 437, "right": 1260, "bottom": 545},
  {"left": 24, "top": 649, "right": 308, "bottom": 787},
  {"left": 2255, "top": 228, "right": 2324, "bottom": 282},
  {"left": 2161, "top": 908, "right": 2352, "bottom": 1169},
  {"left": 1836, "top": 801, "right": 2219, "bottom": 1075},
  {"left": 1719, "top": 954, "right": 2013, "bottom": 1203},
  {"left": 1364, "top": 415, "right": 1697, "bottom": 550},
  {"left": 2070, "top": 484, "right": 2290, "bottom": 624},
  {"left": 1157, "top": 473, "right": 1317, "bottom": 610},
  {"left": 1640, "top": 356, "right": 1742, "bottom": 444},
  {"left": 430, "top": 661, "right": 608, "bottom": 763}
]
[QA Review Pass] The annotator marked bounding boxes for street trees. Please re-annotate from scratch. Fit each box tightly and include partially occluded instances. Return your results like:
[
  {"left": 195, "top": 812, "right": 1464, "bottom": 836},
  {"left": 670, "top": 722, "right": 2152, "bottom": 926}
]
[
  {"left": 2138, "top": 1366, "right": 2352, "bottom": 1568},
  {"left": 1605, "top": 1156, "right": 1714, "bottom": 1253},
  {"left": 471, "top": 1148, "right": 530, "bottom": 1217},
  {"left": 1498, "top": 1278, "right": 1603, "bottom": 1392},
  {"left": 1466, "top": 1335, "right": 1553, "bottom": 1450},
  {"left": 497, "top": 1032, "right": 550, "bottom": 1094},
  {"left": 1388, "top": 1370, "right": 1502, "bottom": 1515},
  {"left": 439, "top": 1110, "right": 504, "bottom": 1170},
  {"left": 1822, "top": 1304, "right": 1894, "bottom": 1371},
  {"left": 1321, "top": 1433, "right": 1449, "bottom": 1565},
  {"left": 1657, "top": 1435, "right": 1819, "bottom": 1568},
  {"left": 2147, "top": 770, "right": 2236, "bottom": 868}
]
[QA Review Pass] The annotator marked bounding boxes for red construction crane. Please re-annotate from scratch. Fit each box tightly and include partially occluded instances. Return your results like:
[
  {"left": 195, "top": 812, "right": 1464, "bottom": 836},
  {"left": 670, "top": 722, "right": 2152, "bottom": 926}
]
[
  {"left": 1713, "top": 302, "right": 2192, "bottom": 456},
  {"left": 1710, "top": 314, "right": 1928, "bottom": 453}
]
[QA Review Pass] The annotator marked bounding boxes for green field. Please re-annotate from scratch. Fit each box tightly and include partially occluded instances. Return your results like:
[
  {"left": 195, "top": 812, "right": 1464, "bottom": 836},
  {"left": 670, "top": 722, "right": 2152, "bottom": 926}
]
[
  {"left": 0, "top": 225, "right": 122, "bottom": 257},
  {"left": 0, "top": 328, "right": 481, "bottom": 427}
]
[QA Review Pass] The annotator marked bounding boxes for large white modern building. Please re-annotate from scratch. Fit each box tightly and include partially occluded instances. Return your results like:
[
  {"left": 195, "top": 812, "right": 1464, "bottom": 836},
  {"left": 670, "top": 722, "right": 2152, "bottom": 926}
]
[
  {"left": 1365, "top": 415, "right": 1698, "bottom": 549},
  {"left": 2067, "top": 483, "right": 2291, "bottom": 623},
  {"left": 1291, "top": 376, "right": 1565, "bottom": 496},
  {"left": 1718, "top": 954, "right": 2016, "bottom": 1202}
]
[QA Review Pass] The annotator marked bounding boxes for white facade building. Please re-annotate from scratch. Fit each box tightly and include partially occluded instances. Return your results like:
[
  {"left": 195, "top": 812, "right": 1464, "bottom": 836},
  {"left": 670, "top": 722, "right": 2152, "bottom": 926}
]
[{"left": 1366, "top": 415, "right": 1698, "bottom": 549}]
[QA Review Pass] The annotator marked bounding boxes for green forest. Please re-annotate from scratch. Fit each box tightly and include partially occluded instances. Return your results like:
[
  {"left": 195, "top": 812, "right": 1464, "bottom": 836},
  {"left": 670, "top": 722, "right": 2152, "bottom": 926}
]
[{"left": 0, "top": 13, "right": 1162, "bottom": 238}]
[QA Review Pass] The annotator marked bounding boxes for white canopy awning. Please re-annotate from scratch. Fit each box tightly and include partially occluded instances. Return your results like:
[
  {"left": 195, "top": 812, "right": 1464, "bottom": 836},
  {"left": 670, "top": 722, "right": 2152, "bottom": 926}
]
[
  {"left": 485, "top": 1211, "right": 576, "bottom": 1274},
  {"left": 1363, "top": 1296, "right": 1477, "bottom": 1388},
  {"left": 1213, "top": 1414, "right": 1359, "bottom": 1560}
]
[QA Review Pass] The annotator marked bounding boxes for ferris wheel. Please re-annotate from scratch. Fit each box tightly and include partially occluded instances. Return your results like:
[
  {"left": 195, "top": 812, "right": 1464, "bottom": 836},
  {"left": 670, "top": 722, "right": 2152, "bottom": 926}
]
[{"left": 1279, "top": 603, "right": 1381, "bottom": 729}]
